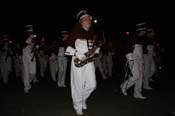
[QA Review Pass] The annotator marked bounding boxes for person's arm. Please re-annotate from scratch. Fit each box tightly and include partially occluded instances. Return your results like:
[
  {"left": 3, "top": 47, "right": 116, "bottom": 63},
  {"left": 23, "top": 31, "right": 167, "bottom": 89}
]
[
  {"left": 65, "top": 46, "right": 86, "bottom": 60},
  {"left": 65, "top": 46, "right": 76, "bottom": 56}
]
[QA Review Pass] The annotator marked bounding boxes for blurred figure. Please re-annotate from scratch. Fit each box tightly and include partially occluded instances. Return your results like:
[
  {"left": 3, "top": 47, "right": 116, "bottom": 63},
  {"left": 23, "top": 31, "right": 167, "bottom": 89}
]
[
  {"left": 22, "top": 25, "right": 39, "bottom": 93},
  {"left": 48, "top": 41, "right": 58, "bottom": 82},
  {"left": 94, "top": 34, "right": 107, "bottom": 80},
  {"left": 106, "top": 40, "right": 114, "bottom": 77},
  {"left": 121, "top": 22, "right": 147, "bottom": 99},
  {"left": 38, "top": 36, "right": 48, "bottom": 78},
  {"left": 143, "top": 27, "right": 157, "bottom": 89},
  {"left": 13, "top": 42, "right": 23, "bottom": 79},
  {"left": 57, "top": 31, "right": 68, "bottom": 87},
  {"left": 94, "top": 49, "right": 107, "bottom": 80},
  {"left": 0, "top": 34, "right": 13, "bottom": 84}
]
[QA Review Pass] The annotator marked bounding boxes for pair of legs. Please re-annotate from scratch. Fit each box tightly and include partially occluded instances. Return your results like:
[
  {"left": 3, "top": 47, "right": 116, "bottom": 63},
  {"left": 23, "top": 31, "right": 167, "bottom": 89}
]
[
  {"left": 57, "top": 57, "right": 67, "bottom": 87},
  {"left": 121, "top": 59, "right": 146, "bottom": 99},
  {"left": 71, "top": 61, "right": 96, "bottom": 115}
]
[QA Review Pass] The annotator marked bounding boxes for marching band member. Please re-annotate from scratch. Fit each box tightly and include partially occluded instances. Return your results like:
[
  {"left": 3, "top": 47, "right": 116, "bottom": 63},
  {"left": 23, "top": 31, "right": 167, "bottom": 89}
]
[
  {"left": 143, "top": 27, "right": 156, "bottom": 89},
  {"left": 65, "top": 10, "right": 100, "bottom": 115},
  {"left": 57, "top": 31, "right": 68, "bottom": 87},
  {"left": 121, "top": 22, "right": 147, "bottom": 99},
  {"left": 22, "top": 25, "right": 39, "bottom": 93},
  {"left": 0, "top": 34, "right": 13, "bottom": 85}
]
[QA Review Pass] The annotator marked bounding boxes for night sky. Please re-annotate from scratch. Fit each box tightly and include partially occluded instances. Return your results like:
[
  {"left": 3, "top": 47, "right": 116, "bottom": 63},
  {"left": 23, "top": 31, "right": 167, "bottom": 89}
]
[{"left": 0, "top": 1, "right": 174, "bottom": 45}]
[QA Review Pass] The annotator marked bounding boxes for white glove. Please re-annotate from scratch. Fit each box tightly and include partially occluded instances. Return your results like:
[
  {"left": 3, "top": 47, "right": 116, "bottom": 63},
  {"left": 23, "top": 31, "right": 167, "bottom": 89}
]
[
  {"left": 75, "top": 52, "right": 86, "bottom": 60},
  {"left": 35, "top": 45, "right": 39, "bottom": 49},
  {"left": 30, "top": 34, "right": 36, "bottom": 38},
  {"left": 95, "top": 47, "right": 100, "bottom": 54},
  {"left": 65, "top": 46, "right": 76, "bottom": 56}
]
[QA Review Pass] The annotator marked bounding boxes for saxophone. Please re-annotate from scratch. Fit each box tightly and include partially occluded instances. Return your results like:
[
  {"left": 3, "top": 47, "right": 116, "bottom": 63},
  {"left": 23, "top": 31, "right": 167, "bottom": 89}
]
[{"left": 74, "top": 47, "right": 98, "bottom": 67}]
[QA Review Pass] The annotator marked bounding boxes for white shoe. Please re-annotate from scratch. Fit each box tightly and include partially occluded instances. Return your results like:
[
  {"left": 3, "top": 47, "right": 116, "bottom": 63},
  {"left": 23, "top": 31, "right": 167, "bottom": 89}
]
[
  {"left": 103, "top": 76, "right": 108, "bottom": 80},
  {"left": 24, "top": 89, "right": 29, "bottom": 94},
  {"left": 134, "top": 94, "right": 146, "bottom": 99},
  {"left": 33, "top": 78, "right": 39, "bottom": 83},
  {"left": 120, "top": 84, "right": 127, "bottom": 96},
  {"left": 144, "top": 86, "right": 153, "bottom": 90},
  {"left": 82, "top": 103, "right": 87, "bottom": 110},
  {"left": 75, "top": 109, "right": 83, "bottom": 115},
  {"left": 57, "top": 82, "right": 61, "bottom": 87},
  {"left": 24, "top": 88, "right": 30, "bottom": 94},
  {"left": 62, "top": 84, "right": 67, "bottom": 88},
  {"left": 24, "top": 86, "right": 31, "bottom": 94}
]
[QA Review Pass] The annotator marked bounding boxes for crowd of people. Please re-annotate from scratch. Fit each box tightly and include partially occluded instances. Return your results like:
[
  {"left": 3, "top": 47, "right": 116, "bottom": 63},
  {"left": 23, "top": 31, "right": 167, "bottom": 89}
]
[{"left": 0, "top": 10, "right": 161, "bottom": 115}]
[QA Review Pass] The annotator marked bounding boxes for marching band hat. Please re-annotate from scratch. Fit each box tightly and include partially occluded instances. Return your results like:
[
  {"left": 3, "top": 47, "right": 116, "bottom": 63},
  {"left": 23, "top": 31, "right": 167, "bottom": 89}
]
[
  {"left": 76, "top": 10, "right": 92, "bottom": 21},
  {"left": 136, "top": 22, "right": 147, "bottom": 31},
  {"left": 25, "top": 25, "right": 34, "bottom": 32}
]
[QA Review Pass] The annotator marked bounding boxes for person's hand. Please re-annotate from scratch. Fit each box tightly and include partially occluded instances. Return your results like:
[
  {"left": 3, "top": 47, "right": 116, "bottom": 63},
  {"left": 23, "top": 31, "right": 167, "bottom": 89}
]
[
  {"left": 76, "top": 52, "right": 86, "bottom": 60},
  {"left": 36, "top": 45, "right": 39, "bottom": 49}
]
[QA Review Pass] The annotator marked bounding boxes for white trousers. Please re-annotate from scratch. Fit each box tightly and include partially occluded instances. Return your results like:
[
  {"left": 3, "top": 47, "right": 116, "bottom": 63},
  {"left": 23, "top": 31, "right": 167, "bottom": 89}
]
[
  {"left": 102, "top": 53, "right": 113, "bottom": 77},
  {"left": 127, "top": 44, "right": 144, "bottom": 95},
  {"left": 57, "top": 56, "right": 67, "bottom": 86},
  {"left": 95, "top": 56, "right": 106, "bottom": 80},
  {"left": 143, "top": 54, "right": 156, "bottom": 88},
  {"left": 123, "top": 58, "right": 144, "bottom": 96},
  {"left": 71, "top": 57, "right": 96, "bottom": 111},
  {"left": 22, "top": 56, "right": 36, "bottom": 91},
  {"left": 49, "top": 53, "right": 58, "bottom": 82},
  {"left": 0, "top": 57, "right": 12, "bottom": 84}
]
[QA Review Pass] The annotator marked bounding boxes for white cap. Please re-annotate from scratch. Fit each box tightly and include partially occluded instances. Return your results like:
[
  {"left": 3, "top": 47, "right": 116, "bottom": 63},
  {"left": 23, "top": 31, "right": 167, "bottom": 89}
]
[
  {"left": 76, "top": 10, "right": 92, "bottom": 21},
  {"left": 136, "top": 22, "right": 147, "bottom": 31},
  {"left": 136, "top": 22, "right": 146, "bottom": 27},
  {"left": 25, "top": 25, "right": 33, "bottom": 28},
  {"left": 25, "top": 25, "right": 34, "bottom": 32}
]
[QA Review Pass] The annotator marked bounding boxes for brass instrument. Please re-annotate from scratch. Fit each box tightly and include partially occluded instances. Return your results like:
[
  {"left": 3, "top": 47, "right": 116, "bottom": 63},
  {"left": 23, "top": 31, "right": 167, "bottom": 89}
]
[{"left": 74, "top": 47, "right": 98, "bottom": 67}]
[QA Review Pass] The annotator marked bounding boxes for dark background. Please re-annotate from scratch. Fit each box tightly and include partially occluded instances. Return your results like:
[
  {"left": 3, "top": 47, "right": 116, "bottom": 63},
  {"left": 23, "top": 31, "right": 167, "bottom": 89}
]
[
  {"left": 0, "top": 0, "right": 174, "bottom": 72},
  {"left": 0, "top": 1, "right": 174, "bottom": 34}
]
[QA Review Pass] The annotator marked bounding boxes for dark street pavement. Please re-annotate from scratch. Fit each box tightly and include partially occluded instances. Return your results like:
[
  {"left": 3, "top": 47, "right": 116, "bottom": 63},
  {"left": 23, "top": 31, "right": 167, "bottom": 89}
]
[{"left": 0, "top": 65, "right": 175, "bottom": 116}]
